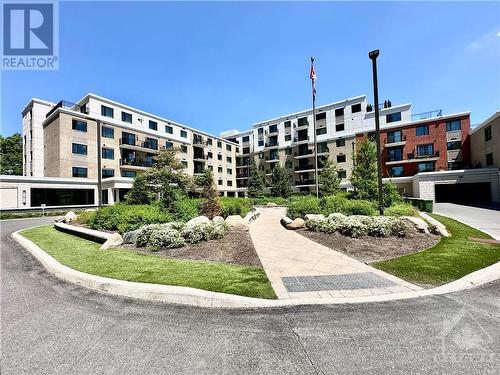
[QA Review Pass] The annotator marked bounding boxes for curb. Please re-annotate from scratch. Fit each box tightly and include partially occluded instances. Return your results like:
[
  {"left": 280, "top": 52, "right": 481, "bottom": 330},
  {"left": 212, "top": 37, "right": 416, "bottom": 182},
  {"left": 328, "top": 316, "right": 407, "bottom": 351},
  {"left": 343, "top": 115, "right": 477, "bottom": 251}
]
[{"left": 11, "top": 230, "right": 500, "bottom": 309}]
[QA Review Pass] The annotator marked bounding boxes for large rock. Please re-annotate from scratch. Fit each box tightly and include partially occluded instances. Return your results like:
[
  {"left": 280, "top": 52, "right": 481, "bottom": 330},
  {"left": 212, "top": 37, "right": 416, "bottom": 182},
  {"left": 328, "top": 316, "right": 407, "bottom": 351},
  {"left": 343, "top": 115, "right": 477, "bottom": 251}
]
[
  {"left": 287, "top": 218, "right": 305, "bottom": 230},
  {"left": 212, "top": 216, "right": 224, "bottom": 224},
  {"left": 64, "top": 211, "right": 77, "bottom": 223},
  {"left": 84, "top": 208, "right": 97, "bottom": 212},
  {"left": 401, "top": 216, "right": 430, "bottom": 234},
  {"left": 419, "top": 212, "right": 451, "bottom": 237},
  {"left": 281, "top": 216, "right": 293, "bottom": 227},
  {"left": 244, "top": 208, "right": 261, "bottom": 224},
  {"left": 99, "top": 233, "right": 123, "bottom": 250},
  {"left": 225, "top": 215, "right": 248, "bottom": 230},
  {"left": 186, "top": 215, "right": 210, "bottom": 227},
  {"left": 304, "top": 214, "right": 325, "bottom": 222},
  {"left": 266, "top": 202, "right": 278, "bottom": 207},
  {"left": 123, "top": 229, "right": 140, "bottom": 244}
]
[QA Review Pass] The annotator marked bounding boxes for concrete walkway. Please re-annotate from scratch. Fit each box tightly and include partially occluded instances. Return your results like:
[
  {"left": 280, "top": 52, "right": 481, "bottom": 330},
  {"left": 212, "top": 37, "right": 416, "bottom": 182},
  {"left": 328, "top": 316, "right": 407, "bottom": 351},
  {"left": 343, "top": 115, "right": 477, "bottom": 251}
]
[
  {"left": 434, "top": 203, "right": 500, "bottom": 240},
  {"left": 249, "top": 207, "right": 420, "bottom": 299}
]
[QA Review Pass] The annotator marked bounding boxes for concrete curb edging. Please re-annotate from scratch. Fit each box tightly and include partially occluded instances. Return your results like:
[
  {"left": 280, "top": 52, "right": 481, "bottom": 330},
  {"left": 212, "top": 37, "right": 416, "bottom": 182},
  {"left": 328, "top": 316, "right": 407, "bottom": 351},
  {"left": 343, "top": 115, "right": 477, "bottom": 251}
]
[{"left": 11, "top": 230, "right": 500, "bottom": 309}]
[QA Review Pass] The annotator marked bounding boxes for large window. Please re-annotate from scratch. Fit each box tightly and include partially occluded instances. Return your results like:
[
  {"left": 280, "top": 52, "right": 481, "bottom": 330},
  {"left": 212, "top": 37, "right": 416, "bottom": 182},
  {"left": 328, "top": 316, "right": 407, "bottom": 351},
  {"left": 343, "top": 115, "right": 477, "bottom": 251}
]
[
  {"left": 335, "top": 123, "right": 345, "bottom": 132},
  {"left": 180, "top": 130, "right": 187, "bottom": 138},
  {"left": 101, "top": 105, "right": 114, "bottom": 118},
  {"left": 165, "top": 141, "right": 174, "bottom": 149},
  {"left": 102, "top": 148, "right": 114, "bottom": 159},
  {"left": 72, "top": 143, "right": 87, "bottom": 155},
  {"left": 269, "top": 124, "right": 278, "bottom": 133},
  {"left": 316, "top": 112, "right": 326, "bottom": 120},
  {"left": 121, "top": 111, "right": 132, "bottom": 123},
  {"left": 226, "top": 156, "right": 232, "bottom": 163},
  {"left": 387, "top": 130, "right": 403, "bottom": 143},
  {"left": 31, "top": 188, "right": 94, "bottom": 207},
  {"left": 416, "top": 125, "right": 429, "bottom": 136},
  {"left": 317, "top": 142, "right": 328, "bottom": 153},
  {"left": 285, "top": 134, "right": 292, "bottom": 142},
  {"left": 242, "top": 135, "right": 250, "bottom": 143},
  {"left": 386, "top": 112, "right": 402, "bottom": 123},
  {"left": 351, "top": 103, "right": 362, "bottom": 113},
  {"left": 217, "top": 154, "right": 222, "bottom": 161},
  {"left": 72, "top": 167, "right": 88, "bottom": 178},
  {"left": 387, "top": 147, "right": 403, "bottom": 162},
  {"left": 297, "top": 117, "right": 308, "bottom": 127},
  {"left": 485, "top": 126, "right": 492, "bottom": 141},
  {"left": 336, "top": 154, "right": 346, "bottom": 163},
  {"left": 121, "top": 170, "right": 136, "bottom": 178},
  {"left": 447, "top": 141, "right": 461, "bottom": 150},
  {"left": 446, "top": 120, "right": 461, "bottom": 132},
  {"left": 486, "top": 153, "right": 493, "bottom": 166},
  {"left": 389, "top": 166, "right": 404, "bottom": 177},
  {"left": 336, "top": 138, "right": 345, "bottom": 147},
  {"left": 258, "top": 140, "right": 264, "bottom": 147},
  {"left": 165, "top": 125, "right": 173, "bottom": 134},
  {"left": 121, "top": 131, "right": 135, "bottom": 145},
  {"left": 226, "top": 144, "right": 232, "bottom": 151},
  {"left": 316, "top": 127, "right": 327, "bottom": 135},
  {"left": 335, "top": 108, "right": 344, "bottom": 117},
  {"left": 102, "top": 126, "right": 114, "bottom": 138},
  {"left": 227, "top": 168, "right": 232, "bottom": 175},
  {"left": 417, "top": 144, "right": 434, "bottom": 157},
  {"left": 102, "top": 169, "right": 115, "bottom": 178},
  {"left": 72, "top": 119, "right": 87, "bottom": 132},
  {"left": 149, "top": 120, "right": 158, "bottom": 131},
  {"left": 417, "top": 162, "right": 435, "bottom": 172}
]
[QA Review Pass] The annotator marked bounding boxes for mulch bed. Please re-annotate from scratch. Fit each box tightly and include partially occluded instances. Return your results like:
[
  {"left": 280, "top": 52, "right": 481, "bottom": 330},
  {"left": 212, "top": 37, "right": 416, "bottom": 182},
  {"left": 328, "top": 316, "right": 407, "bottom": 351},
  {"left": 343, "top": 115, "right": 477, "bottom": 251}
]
[
  {"left": 124, "top": 228, "right": 262, "bottom": 267},
  {"left": 297, "top": 227, "right": 440, "bottom": 264}
]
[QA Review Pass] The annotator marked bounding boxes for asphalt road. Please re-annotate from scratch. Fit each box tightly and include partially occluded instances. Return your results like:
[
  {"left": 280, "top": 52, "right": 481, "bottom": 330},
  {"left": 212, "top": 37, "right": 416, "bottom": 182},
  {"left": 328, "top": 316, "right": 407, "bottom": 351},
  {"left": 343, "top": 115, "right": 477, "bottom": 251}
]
[{"left": 1, "top": 218, "right": 499, "bottom": 374}]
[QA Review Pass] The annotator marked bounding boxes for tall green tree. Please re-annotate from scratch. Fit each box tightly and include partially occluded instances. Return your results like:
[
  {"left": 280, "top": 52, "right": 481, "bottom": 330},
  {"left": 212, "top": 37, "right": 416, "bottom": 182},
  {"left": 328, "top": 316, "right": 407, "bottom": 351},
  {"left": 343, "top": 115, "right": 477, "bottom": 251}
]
[
  {"left": 125, "top": 174, "right": 157, "bottom": 205},
  {"left": 351, "top": 138, "right": 378, "bottom": 200},
  {"left": 270, "top": 164, "right": 292, "bottom": 198},
  {"left": 0, "top": 133, "right": 23, "bottom": 175},
  {"left": 247, "top": 158, "right": 265, "bottom": 198},
  {"left": 198, "top": 169, "right": 222, "bottom": 219},
  {"left": 318, "top": 159, "right": 340, "bottom": 196},
  {"left": 383, "top": 180, "right": 402, "bottom": 207}
]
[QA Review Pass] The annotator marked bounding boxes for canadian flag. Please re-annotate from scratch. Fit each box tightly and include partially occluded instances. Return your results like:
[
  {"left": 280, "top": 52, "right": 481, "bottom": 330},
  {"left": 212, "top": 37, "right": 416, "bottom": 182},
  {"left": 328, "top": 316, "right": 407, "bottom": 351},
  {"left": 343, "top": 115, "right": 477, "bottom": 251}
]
[{"left": 310, "top": 60, "right": 317, "bottom": 97}]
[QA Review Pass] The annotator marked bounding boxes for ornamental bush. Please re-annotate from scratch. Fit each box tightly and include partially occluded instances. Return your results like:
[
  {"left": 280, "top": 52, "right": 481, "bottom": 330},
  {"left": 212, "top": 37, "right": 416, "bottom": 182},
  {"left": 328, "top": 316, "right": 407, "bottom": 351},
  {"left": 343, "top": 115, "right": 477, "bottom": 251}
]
[
  {"left": 220, "top": 197, "right": 253, "bottom": 218},
  {"left": 287, "top": 196, "right": 322, "bottom": 219},
  {"left": 171, "top": 198, "right": 202, "bottom": 222},
  {"left": 136, "top": 223, "right": 186, "bottom": 250},
  {"left": 384, "top": 203, "right": 418, "bottom": 217}
]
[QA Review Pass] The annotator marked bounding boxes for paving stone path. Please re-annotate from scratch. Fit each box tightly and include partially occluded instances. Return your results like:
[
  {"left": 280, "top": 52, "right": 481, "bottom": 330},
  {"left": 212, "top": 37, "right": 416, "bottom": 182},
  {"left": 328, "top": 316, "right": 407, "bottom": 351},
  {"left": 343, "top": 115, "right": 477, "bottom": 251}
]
[{"left": 249, "top": 207, "right": 421, "bottom": 299}]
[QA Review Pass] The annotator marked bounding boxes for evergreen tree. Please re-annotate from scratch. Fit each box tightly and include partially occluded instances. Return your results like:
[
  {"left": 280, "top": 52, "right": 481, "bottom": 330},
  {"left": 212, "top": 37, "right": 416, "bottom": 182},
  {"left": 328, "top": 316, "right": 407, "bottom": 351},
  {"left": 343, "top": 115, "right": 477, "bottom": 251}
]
[
  {"left": 318, "top": 159, "right": 340, "bottom": 196},
  {"left": 0, "top": 133, "right": 23, "bottom": 175},
  {"left": 198, "top": 169, "right": 222, "bottom": 219},
  {"left": 351, "top": 138, "right": 378, "bottom": 200},
  {"left": 270, "top": 164, "right": 292, "bottom": 198},
  {"left": 247, "top": 158, "right": 265, "bottom": 198},
  {"left": 383, "top": 180, "right": 402, "bottom": 207},
  {"left": 125, "top": 174, "right": 157, "bottom": 205}
]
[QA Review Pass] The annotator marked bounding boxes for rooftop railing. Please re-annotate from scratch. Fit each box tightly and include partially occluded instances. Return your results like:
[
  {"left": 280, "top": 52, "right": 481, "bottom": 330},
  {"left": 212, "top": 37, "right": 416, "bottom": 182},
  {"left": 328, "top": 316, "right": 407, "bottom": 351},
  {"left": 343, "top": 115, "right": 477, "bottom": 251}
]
[
  {"left": 46, "top": 100, "right": 86, "bottom": 118},
  {"left": 411, "top": 110, "right": 442, "bottom": 121}
]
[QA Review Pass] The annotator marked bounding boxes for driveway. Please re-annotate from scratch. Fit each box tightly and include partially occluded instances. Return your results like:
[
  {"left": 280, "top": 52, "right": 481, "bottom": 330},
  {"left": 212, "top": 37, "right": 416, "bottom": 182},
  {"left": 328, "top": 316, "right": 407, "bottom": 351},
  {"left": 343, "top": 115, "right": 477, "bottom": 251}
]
[{"left": 433, "top": 203, "right": 500, "bottom": 240}]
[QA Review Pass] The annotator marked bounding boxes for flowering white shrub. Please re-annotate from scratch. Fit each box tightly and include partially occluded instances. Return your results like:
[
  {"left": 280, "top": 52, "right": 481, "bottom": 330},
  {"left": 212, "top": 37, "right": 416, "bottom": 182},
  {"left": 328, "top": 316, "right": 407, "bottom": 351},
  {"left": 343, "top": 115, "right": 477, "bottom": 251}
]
[{"left": 336, "top": 216, "right": 368, "bottom": 238}]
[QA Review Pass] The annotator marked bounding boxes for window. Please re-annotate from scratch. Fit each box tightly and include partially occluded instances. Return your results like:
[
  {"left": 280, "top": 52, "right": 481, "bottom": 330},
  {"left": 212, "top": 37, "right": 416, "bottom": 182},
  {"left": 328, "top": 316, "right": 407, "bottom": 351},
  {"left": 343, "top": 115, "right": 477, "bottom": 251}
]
[
  {"left": 351, "top": 103, "right": 362, "bottom": 113},
  {"left": 446, "top": 120, "right": 461, "bottom": 132},
  {"left": 180, "top": 130, "right": 187, "bottom": 138},
  {"left": 258, "top": 127, "right": 264, "bottom": 134},
  {"left": 121, "top": 170, "right": 136, "bottom": 178},
  {"left": 165, "top": 125, "right": 173, "bottom": 134},
  {"left": 102, "top": 169, "right": 115, "bottom": 178},
  {"left": 226, "top": 144, "right": 232, "bottom": 151},
  {"left": 259, "top": 152, "right": 264, "bottom": 159},
  {"left": 72, "top": 167, "right": 88, "bottom": 178},
  {"left": 447, "top": 141, "right": 461, "bottom": 150},
  {"left": 335, "top": 123, "right": 345, "bottom": 132},
  {"left": 284, "top": 121, "right": 291, "bottom": 128},
  {"left": 218, "top": 166, "right": 223, "bottom": 173},
  {"left": 165, "top": 141, "right": 174, "bottom": 149},
  {"left": 285, "top": 161, "right": 293, "bottom": 169},
  {"left": 386, "top": 112, "right": 402, "bottom": 123},
  {"left": 335, "top": 108, "right": 344, "bottom": 117},
  {"left": 387, "top": 147, "right": 403, "bottom": 162},
  {"left": 338, "top": 170, "right": 347, "bottom": 179},
  {"left": 285, "top": 134, "right": 292, "bottom": 141},
  {"left": 145, "top": 137, "right": 158, "bottom": 150},
  {"left": 217, "top": 154, "right": 222, "bottom": 161},
  {"left": 101, "top": 126, "right": 114, "bottom": 138},
  {"left": 485, "top": 126, "right": 492, "bottom": 141},
  {"left": 207, "top": 151, "right": 213, "bottom": 159},
  {"left": 181, "top": 145, "right": 188, "bottom": 153},
  {"left": 417, "top": 161, "right": 435, "bottom": 172},
  {"left": 121, "top": 111, "right": 132, "bottom": 123},
  {"left": 181, "top": 161, "right": 188, "bottom": 168},
  {"left": 227, "top": 168, "right": 232, "bottom": 175},
  {"left": 417, "top": 144, "right": 434, "bottom": 157},
  {"left": 208, "top": 165, "right": 213, "bottom": 171},
  {"left": 227, "top": 180, "right": 233, "bottom": 187},
  {"left": 218, "top": 179, "right": 223, "bottom": 186},
  {"left": 241, "top": 136, "right": 249, "bottom": 143},
  {"left": 336, "top": 138, "right": 345, "bottom": 147},
  {"left": 226, "top": 156, "right": 232, "bottom": 163},
  {"left": 317, "top": 142, "right": 328, "bottom": 153},
  {"left": 102, "top": 148, "right": 114, "bottom": 159},
  {"left": 72, "top": 119, "right": 87, "bottom": 132},
  {"left": 149, "top": 120, "right": 158, "bottom": 131},
  {"left": 337, "top": 154, "right": 346, "bottom": 163},
  {"left": 72, "top": 143, "right": 87, "bottom": 155},
  {"left": 297, "top": 117, "right": 308, "bottom": 126},
  {"left": 486, "top": 153, "right": 493, "bottom": 166},
  {"left": 101, "top": 105, "right": 114, "bottom": 118},
  {"left": 389, "top": 166, "right": 404, "bottom": 177},
  {"left": 207, "top": 138, "right": 212, "bottom": 145},
  {"left": 316, "top": 112, "right": 326, "bottom": 120},
  {"left": 416, "top": 125, "right": 429, "bottom": 136},
  {"left": 316, "top": 127, "right": 327, "bottom": 135},
  {"left": 387, "top": 130, "right": 403, "bottom": 143},
  {"left": 258, "top": 140, "right": 264, "bottom": 147},
  {"left": 269, "top": 124, "right": 278, "bottom": 133},
  {"left": 285, "top": 148, "right": 292, "bottom": 155}
]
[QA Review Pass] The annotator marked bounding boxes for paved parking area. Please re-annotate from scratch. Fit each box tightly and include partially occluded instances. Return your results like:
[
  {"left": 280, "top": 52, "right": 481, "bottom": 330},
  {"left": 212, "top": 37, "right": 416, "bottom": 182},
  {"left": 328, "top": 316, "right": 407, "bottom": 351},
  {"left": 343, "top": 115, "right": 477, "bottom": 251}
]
[
  {"left": 434, "top": 203, "right": 500, "bottom": 240},
  {"left": 249, "top": 207, "right": 420, "bottom": 299}
]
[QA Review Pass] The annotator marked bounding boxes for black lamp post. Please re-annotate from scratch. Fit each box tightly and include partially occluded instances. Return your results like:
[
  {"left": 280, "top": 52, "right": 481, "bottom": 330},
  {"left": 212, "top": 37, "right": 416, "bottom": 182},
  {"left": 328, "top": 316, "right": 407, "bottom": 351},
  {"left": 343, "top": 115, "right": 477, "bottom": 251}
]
[{"left": 369, "top": 49, "right": 384, "bottom": 215}]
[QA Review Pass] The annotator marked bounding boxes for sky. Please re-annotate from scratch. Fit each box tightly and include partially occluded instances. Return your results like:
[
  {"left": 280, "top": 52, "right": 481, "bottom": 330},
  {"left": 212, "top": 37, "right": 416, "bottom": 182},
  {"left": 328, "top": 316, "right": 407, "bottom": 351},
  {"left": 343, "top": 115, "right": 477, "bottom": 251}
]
[{"left": 2, "top": 1, "right": 500, "bottom": 137}]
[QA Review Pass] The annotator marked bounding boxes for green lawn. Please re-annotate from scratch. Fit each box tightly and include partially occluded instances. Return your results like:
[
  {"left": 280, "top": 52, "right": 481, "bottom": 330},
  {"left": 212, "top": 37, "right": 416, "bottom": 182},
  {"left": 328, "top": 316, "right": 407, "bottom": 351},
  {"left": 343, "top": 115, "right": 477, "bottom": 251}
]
[
  {"left": 374, "top": 214, "right": 500, "bottom": 286},
  {"left": 20, "top": 225, "right": 276, "bottom": 299}
]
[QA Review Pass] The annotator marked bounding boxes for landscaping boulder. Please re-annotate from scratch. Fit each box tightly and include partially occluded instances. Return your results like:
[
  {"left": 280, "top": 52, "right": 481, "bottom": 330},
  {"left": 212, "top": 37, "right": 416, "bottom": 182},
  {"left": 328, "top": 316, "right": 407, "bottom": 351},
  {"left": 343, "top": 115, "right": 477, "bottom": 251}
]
[
  {"left": 99, "top": 233, "right": 123, "bottom": 250},
  {"left": 84, "top": 208, "right": 97, "bottom": 212},
  {"left": 63, "top": 211, "right": 77, "bottom": 223},
  {"left": 401, "top": 216, "right": 429, "bottom": 234},
  {"left": 266, "top": 202, "right": 278, "bottom": 207},
  {"left": 287, "top": 218, "right": 305, "bottom": 230},
  {"left": 53, "top": 216, "right": 65, "bottom": 223},
  {"left": 419, "top": 212, "right": 451, "bottom": 237},
  {"left": 280, "top": 216, "right": 293, "bottom": 227},
  {"left": 123, "top": 229, "right": 140, "bottom": 244},
  {"left": 186, "top": 215, "right": 210, "bottom": 227},
  {"left": 225, "top": 215, "right": 248, "bottom": 230},
  {"left": 244, "top": 208, "right": 261, "bottom": 224},
  {"left": 304, "top": 214, "right": 325, "bottom": 222},
  {"left": 212, "top": 216, "right": 224, "bottom": 224}
]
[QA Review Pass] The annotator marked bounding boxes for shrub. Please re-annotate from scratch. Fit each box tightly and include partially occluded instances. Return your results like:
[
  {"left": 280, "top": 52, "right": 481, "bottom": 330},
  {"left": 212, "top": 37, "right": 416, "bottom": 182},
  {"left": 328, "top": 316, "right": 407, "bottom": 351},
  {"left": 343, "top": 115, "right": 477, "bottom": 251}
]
[
  {"left": 336, "top": 216, "right": 368, "bottom": 237},
  {"left": 75, "top": 210, "right": 96, "bottom": 225},
  {"left": 171, "top": 198, "right": 201, "bottom": 222},
  {"left": 385, "top": 203, "right": 418, "bottom": 217},
  {"left": 287, "top": 196, "right": 322, "bottom": 219},
  {"left": 383, "top": 181, "right": 403, "bottom": 207},
  {"left": 343, "top": 199, "right": 377, "bottom": 216},
  {"left": 321, "top": 195, "right": 350, "bottom": 215},
  {"left": 89, "top": 204, "right": 172, "bottom": 233},
  {"left": 182, "top": 222, "right": 228, "bottom": 243},
  {"left": 136, "top": 223, "right": 186, "bottom": 250},
  {"left": 220, "top": 197, "right": 253, "bottom": 218},
  {"left": 251, "top": 196, "right": 291, "bottom": 206}
]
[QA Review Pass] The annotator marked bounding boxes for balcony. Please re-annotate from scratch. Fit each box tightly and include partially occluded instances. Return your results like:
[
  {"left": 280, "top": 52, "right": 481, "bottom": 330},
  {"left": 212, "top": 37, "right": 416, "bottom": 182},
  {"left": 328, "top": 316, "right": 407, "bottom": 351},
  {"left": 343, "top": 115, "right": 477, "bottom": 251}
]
[
  {"left": 119, "top": 158, "right": 154, "bottom": 170},
  {"left": 316, "top": 147, "right": 329, "bottom": 156},
  {"left": 294, "top": 149, "right": 315, "bottom": 159},
  {"left": 46, "top": 100, "right": 88, "bottom": 118},
  {"left": 119, "top": 138, "right": 159, "bottom": 152},
  {"left": 294, "top": 121, "right": 309, "bottom": 131},
  {"left": 385, "top": 151, "right": 440, "bottom": 165},
  {"left": 411, "top": 110, "right": 442, "bottom": 121},
  {"left": 385, "top": 135, "right": 407, "bottom": 147},
  {"left": 267, "top": 126, "right": 279, "bottom": 136},
  {"left": 193, "top": 138, "right": 209, "bottom": 148},
  {"left": 294, "top": 164, "right": 315, "bottom": 173},
  {"left": 236, "top": 173, "right": 249, "bottom": 179},
  {"left": 193, "top": 154, "right": 207, "bottom": 162},
  {"left": 293, "top": 136, "right": 309, "bottom": 145},
  {"left": 295, "top": 180, "right": 316, "bottom": 186},
  {"left": 265, "top": 155, "right": 279, "bottom": 163},
  {"left": 265, "top": 142, "right": 279, "bottom": 149}
]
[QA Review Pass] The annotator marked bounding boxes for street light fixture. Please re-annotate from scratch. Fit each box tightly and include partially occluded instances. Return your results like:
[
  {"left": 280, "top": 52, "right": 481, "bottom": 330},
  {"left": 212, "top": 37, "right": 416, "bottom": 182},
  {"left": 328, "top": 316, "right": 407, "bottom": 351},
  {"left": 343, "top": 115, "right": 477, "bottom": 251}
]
[{"left": 369, "top": 49, "right": 384, "bottom": 215}]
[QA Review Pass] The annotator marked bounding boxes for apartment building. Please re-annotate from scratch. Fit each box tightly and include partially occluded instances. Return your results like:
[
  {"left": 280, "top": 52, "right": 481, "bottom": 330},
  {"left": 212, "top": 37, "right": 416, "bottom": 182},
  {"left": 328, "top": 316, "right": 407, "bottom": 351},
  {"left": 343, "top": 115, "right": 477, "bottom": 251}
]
[
  {"left": 223, "top": 95, "right": 411, "bottom": 193},
  {"left": 471, "top": 111, "right": 500, "bottom": 169}
]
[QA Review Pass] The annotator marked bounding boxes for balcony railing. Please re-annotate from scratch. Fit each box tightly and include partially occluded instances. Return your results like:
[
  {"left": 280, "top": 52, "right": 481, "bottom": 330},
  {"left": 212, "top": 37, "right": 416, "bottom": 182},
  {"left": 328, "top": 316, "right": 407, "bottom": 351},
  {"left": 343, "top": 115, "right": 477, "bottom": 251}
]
[
  {"left": 295, "top": 180, "right": 315, "bottom": 186},
  {"left": 385, "top": 135, "right": 406, "bottom": 144},
  {"left": 265, "top": 155, "right": 279, "bottom": 161},
  {"left": 120, "top": 138, "right": 158, "bottom": 151},
  {"left": 265, "top": 142, "right": 279, "bottom": 148},
  {"left": 411, "top": 110, "right": 442, "bottom": 121},
  {"left": 120, "top": 159, "right": 154, "bottom": 168},
  {"left": 294, "top": 149, "right": 314, "bottom": 157},
  {"left": 294, "top": 136, "right": 309, "bottom": 143},
  {"left": 46, "top": 100, "right": 87, "bottom": 118},
  {"left": 385, "top": 151, "right": 439, "bottom": 163},
  {"left": 295, "top": 165, "right": 314, "bottom": 171}
]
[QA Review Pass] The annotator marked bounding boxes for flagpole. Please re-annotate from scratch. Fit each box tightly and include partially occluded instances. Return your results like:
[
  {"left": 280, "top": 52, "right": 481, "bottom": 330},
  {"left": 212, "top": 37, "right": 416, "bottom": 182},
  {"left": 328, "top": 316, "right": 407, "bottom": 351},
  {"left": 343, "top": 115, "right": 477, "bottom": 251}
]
[{"left": 311, "top": 57, "right": 319, "bottom": 198}]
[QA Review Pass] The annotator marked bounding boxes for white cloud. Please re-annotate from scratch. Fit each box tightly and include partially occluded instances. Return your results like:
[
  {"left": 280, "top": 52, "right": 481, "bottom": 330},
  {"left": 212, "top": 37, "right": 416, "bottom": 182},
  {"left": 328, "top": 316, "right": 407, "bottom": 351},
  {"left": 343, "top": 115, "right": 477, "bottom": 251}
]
[{"left": 467, "top": 29, "right": 500, "bottom": 52}]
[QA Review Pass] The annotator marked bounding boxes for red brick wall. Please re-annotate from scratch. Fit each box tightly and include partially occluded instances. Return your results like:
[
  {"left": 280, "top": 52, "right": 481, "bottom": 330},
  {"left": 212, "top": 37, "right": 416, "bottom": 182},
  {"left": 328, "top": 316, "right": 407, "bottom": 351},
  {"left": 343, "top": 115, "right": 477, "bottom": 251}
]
[{"left": 356, "top": 114, "right": 471, "bottom": 177}]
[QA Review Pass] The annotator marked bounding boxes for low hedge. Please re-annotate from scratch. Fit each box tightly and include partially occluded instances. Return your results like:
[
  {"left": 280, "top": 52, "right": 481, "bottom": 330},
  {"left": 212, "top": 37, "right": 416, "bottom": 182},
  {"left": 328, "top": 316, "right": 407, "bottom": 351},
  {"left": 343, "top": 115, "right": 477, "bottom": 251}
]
[
  {"left": 384, "top": 203, "right": 419, "bottom": 217},
  {"left": 171, "top": 198, "right": 201, "bottom": 222},
  {"left": 220, "top": 197, "right": 253, "bottom": 218},
  {"left": 287, "top": 195, "right": 377, "bottom": 219}
]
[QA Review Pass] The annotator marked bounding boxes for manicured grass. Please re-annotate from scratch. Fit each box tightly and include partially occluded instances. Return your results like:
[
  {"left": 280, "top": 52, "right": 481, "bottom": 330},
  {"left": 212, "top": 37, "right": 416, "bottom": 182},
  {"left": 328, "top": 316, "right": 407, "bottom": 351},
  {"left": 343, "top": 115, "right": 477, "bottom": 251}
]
[
  {"left": 20, "top": 225, "right": 276, "bottom": 299},
  {"left": 374, "top": 214, "right": 500, "bottom": 286}
]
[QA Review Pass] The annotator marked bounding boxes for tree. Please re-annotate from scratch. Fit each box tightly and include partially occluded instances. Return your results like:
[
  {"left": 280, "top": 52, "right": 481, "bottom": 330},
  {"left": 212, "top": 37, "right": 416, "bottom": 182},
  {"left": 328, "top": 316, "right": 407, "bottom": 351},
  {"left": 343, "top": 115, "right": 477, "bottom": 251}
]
[
  {"left": 198, "top": 169, "right": 222, "bottom": 219},
  {"left": 318, "top": 159, "right": 340, "bottom": 196},
  {"left": 247, "top": 158, "right": 265, "bottom": 198},
  {"left": 125, "top": 174, "right": 156, "bottom": 205},
  {"left": 383, "top": 180, "right": 402, "bottom": 207},
  {"left": 351, "top": 138, "right": 378, "bottom": 200},
  {"left": 0, "top": 133, "right": 23, "bottom": 175},
  {"left": 270, "top": 164, "right": 292, "bottom": 198}
]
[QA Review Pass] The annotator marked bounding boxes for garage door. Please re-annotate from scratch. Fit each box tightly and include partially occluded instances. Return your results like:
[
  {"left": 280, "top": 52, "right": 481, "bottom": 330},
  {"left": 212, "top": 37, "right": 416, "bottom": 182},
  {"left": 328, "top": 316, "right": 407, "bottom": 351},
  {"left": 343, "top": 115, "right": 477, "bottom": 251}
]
[
  {"left": 435, "top": 183, "right": 491, "bottom": 204},
  {"left": 0, "top": 188, "right": 18, "bottom": 209}
]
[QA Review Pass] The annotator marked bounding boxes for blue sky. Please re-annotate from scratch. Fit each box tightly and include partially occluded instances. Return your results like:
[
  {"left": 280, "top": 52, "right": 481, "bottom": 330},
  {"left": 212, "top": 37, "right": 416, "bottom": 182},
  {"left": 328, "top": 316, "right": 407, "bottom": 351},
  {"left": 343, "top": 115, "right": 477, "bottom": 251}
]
[{"left": 2, "top": 1, "right": 499, "bottom": 136}]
